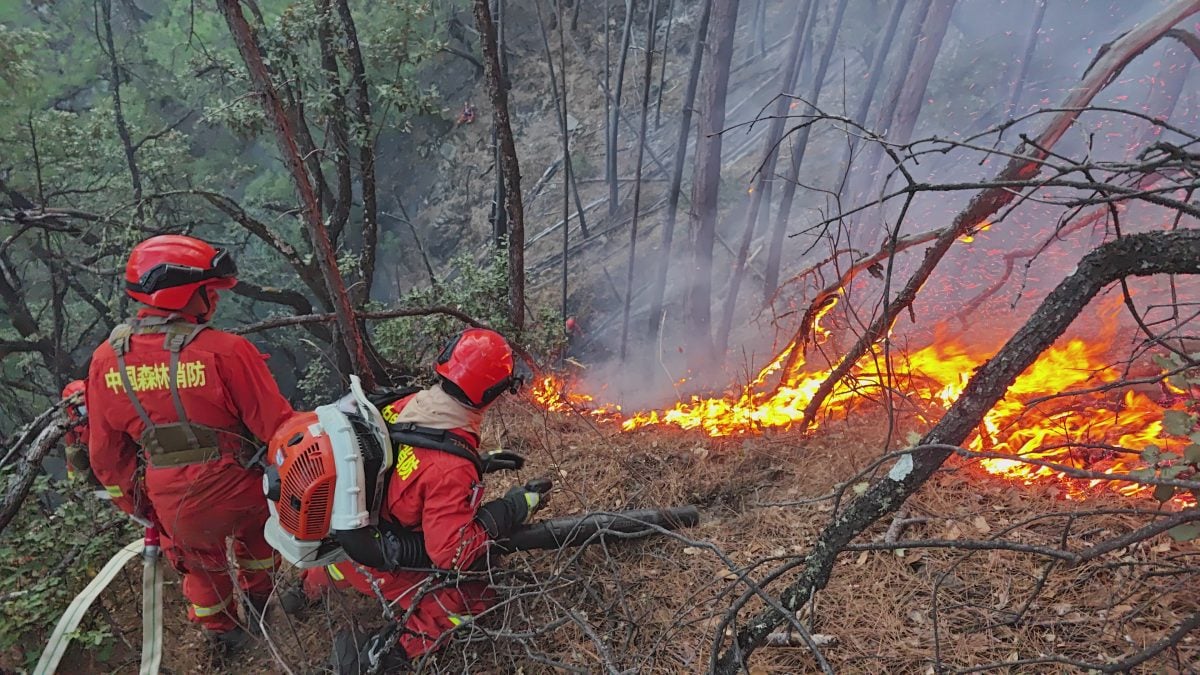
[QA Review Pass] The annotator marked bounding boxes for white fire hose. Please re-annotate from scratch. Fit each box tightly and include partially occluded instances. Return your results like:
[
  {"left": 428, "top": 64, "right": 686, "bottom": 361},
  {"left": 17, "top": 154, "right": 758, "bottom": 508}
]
[{"left": 33, "top": 526, "right": 164, "bottom": 675}]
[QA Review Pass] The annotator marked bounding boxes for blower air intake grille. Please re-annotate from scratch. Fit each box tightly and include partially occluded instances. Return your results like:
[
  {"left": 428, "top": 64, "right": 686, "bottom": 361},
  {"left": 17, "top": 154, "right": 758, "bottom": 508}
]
[{"left": 279, "top": 442, "right": 335, "bottom": 539}]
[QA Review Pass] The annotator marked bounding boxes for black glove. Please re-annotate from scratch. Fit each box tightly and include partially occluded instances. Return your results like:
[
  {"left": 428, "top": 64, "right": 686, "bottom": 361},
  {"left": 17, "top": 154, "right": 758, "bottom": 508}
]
[
  {"left": 476, "top": 479, "right": 553, "bottom": 539},
  {"left": 480, "top": 450, "right": 526, "bottom": 473}
]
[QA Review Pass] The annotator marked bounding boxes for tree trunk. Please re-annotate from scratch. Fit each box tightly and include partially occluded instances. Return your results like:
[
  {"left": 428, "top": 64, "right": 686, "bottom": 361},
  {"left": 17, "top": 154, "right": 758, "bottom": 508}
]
[
  {"left": 836, "top": 0, "right": 908, "bottom": 200},
  {"left": 887, "top": 0, "right": 956, "bottom": 152},
  {"left": 475, "top": 0, "right": 527, "bottom": 330},
  {"left": 654, "top": 0, "right": 677, "bottom": 129},
  {"left": 715, "top": 227, "right": 1200, "bottom": 673},
  {"left": 608, "top": 0, "right": 637, "bottom": 216},
  {"left": 715, "top": 0, "right": 813, "bottom": 356},
  {"left": 1006, "top": 0, "right": 1048, "bottom": 115},
  {"left": 333, "top": 0, "right": 379, "bottom": 306},
  {"left": 99, "top": 0, "right": 144, "bottom": 223},
  {"left": 848, "top": 0, "right": 932, "bottom": 208},
  {"left": 792, "top": 0, "right": 1200, "bottom": 428},
  {"left": 646, "top": 0, "right": 713, "bottom": 338},
  {"left": 218, "top": 0, "right": 375, "bottom": 389},
  {"left": 761, "top": 0, "right": 851, "bottom": 301},
  {"left": 619, "top": 0, "right": 658, "bottom": 361},
  {"left": 854, "top": 0, "right": 953, "bottom": 239},
  {"left": 685, "top": 0, "right": 740, "bottom": 367}
]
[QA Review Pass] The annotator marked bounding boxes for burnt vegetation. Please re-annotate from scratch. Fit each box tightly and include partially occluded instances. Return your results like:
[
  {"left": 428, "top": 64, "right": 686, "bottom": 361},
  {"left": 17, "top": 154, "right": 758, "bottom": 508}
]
[{"left": 3, "top": 0, "right": 1200, "bottom": 673}]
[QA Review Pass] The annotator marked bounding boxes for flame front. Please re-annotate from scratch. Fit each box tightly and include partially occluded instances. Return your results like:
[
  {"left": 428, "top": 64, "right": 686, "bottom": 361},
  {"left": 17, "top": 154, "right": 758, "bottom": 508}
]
[{"left": 531, "top": 327, "right": 1194, "bottom": 504}]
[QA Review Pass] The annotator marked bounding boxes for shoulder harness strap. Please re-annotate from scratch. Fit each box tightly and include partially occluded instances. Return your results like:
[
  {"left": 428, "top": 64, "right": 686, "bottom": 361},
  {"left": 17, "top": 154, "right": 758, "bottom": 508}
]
[
  {"left": 106, "top": 317, "right": 218, "bottom": 466},
  {"left": 388, "top": 422, "right": 484, "bottom": 479}
]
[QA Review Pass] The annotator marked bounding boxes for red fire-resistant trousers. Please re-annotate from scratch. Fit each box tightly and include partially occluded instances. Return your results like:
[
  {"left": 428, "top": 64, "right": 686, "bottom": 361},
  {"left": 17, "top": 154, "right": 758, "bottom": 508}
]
[
  {"left": 301, "top": 564, "right": 494, "bottom": 659},
  {"left": 155, "top": 476, "right": 279, "bottom": 633}
]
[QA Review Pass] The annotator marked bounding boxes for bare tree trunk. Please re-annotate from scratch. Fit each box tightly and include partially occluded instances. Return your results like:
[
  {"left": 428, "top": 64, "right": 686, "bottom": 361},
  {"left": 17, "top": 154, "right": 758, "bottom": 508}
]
[
  {"left": 849, "top": 0, "right": 932, "bottom": 207},
  {"left": 219, "top": 0, "right": 375, "bottom": 389},
  {"left": 886, "top": 0, "right": 956, "bottom": 154},
  {"left": 856, "top": 0, "right": 953, "bottom": 223},
  {"left": 685, "top": 0, "right": 740, "bottom": 368},
  {"left": 536, "top": 0, "right": 573, "bottom": 320},
  {"left": 98, "top": 0, "right": 143, "bottom": 223},
  {"left": 835, "top": 0, "right": 908, "bottom": 200},
  {"left": 620, "top": 0, "right": 658, "bottom": 361},
  {"left": 475, "top": 0, "right": 527, "bottom": 330},
  {"left": 333, "top": 0, "right": 379, "bottom": 306},
  {"left": 608, "top": 0, "right": 636, "bottom": 216},
  {"left": 792, "top": 0, "right": 1200, "bottom": 428},
  {"left": 715, "top": 0, "right": 813, "bottom": 356},
  {"left": 761, "top": 0, "right": 851, "bottom": 301},
  {"left": 489, "top": 0, "right": 508, "bottom": 248},
  {"left": 1006, "top": 0, "right": 1048, "bottom": 115},
  {"left": 646, "top": 0, "right": 713, "bottom": 338},
  {"left": 715, "top": 227, "right": 1200, "bottom": 673},
  {"left": 654, "top": 0, "right": 677, "bottom": 129}
]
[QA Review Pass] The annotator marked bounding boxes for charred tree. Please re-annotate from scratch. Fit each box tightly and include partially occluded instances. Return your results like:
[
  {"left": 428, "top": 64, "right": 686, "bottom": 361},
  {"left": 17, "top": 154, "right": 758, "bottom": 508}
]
[
  {"left": 715, "top": 0, "right": 813, "bottom": 356},
  {"left": 685, "top": 0, "right": 740, "bottom": 367},
  {"left": 848, "top": 0, "right": 932, "bottom": 208},
  {"left": 1005, "top": 0, "right": 1048, "bottom": 115},
  {"left": 886, "top": 0, "right": 956, "bottom": 156},
  {"left": 608, "top": 0, "right": 636, "bottom": 216},
  {"left": 620, "top": 0, "right": 658, "bottom": 361},
  {"left": 646, "top": 0, "right": 713, "bottom": 338},
  {"left": 854, "top": 0, "right": 955, "bottom": 244},
  {"left": 714, "top": 228, "right": 1200, "bottom": 672},
  {"left": 218, "top": 0, "right": 376, "bottom": 389},
  {"left": 475, "top": 0, "right": 527, "bottom": 330},
  {"left": 836, "top": 0, "right": 908, "bottom": 199},
  {"left": 761, "top": 0, "right": 851, "bottom": 301},
  {"left": 654, "top": 0, "right": 676, "bottom": 129}
]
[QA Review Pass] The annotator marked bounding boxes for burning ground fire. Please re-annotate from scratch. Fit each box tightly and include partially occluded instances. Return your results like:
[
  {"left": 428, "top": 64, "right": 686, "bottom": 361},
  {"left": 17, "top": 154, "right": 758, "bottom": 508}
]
[{"left": 531, "top": 324, "right": 1197, "bottom": 505}]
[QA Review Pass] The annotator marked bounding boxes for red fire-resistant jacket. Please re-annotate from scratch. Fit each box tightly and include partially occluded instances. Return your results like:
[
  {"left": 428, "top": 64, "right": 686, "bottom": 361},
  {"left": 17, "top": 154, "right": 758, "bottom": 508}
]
[
  {"left": 86, "top": 309, "right": 294, "bottom": 517},
  {"left": 377, "top": 394, "right": 491, "bottom": 572}
]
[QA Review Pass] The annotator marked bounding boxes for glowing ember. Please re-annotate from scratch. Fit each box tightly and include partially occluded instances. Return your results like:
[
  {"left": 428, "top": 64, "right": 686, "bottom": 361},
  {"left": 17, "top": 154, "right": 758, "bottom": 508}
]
[{"left": 530, "top": 329, "right": 1196, "bottom": 505}]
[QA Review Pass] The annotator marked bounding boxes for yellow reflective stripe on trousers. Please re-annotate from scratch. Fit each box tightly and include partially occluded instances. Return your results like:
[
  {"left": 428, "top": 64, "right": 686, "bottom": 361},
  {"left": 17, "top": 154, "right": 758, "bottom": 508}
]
[
  {"left": 104, "top": 485, "right": 123, "bottom": 497},
  {"left": 192, "top": 595, "right": 231, "bottom": 618},
  {"left": 237, "top": 556, "right": 276, "bottom": 571},
  {"left": 326, "top": 563, "right": 345, "bottom": 581},
  {"left": 448, "top": 614, "right": 471, "bottom": 627}
]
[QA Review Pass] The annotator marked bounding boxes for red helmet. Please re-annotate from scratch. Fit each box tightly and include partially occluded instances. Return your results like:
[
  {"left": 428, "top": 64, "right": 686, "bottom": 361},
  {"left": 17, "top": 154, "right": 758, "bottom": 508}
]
[
  {"left": 124, "top": 235, "right": 237, "bottom": 310},
  {"left": 435, "top": 328, "right": 515, "bottom": 408},
  {"left": 61, "top": 380, "right": 85, "bottom": 400},
  {"left": 62, "top": 380, "right": 86, "bottom": 421}
]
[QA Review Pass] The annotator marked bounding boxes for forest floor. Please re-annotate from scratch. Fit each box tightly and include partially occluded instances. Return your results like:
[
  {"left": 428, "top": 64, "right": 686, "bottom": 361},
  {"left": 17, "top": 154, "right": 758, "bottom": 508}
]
[{"left": 49, "top": 396, "right": 1200, "bottom": 674}]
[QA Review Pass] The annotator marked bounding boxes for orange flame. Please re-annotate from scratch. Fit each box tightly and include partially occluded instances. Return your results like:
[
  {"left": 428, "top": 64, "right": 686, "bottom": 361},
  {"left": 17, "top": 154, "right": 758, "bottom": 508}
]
[{"left": 531, "top": 327, "right": 1195, "bottom": 505}]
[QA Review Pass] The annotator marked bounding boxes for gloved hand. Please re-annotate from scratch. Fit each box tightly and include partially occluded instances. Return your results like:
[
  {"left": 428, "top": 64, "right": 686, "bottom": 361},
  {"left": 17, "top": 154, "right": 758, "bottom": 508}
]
[
  {"left": 476, "top": 478, "right": 554, "bottom": 539},
  {"left": 480, "top": 450, "right": 526, "bottom": 473}
]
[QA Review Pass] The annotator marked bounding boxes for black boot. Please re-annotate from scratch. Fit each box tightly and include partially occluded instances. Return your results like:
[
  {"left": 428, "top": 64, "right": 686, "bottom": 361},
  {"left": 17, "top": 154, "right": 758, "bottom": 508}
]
[
  {"left": 206, "top": 626, "right": 251, "bottom": 655},
  {"left": 279, "top": 585, "right": 320, "bottom": 616},
  {"left": 331, "top": 627, "right": 410, "bottom": 675}
]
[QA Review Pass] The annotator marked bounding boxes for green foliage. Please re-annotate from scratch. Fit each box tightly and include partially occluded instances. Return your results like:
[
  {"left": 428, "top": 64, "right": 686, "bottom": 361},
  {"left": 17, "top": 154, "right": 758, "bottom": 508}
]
[
  {"left": 0, "top": 474, "right": 136, "bottom": 666},
  {"left": 372, "top": 248, "right": 566, "bottom": 375}
]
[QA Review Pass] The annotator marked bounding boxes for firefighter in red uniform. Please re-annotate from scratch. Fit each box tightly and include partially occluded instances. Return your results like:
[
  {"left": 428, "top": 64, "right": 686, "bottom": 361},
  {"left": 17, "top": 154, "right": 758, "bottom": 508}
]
[
  {"left": 86, "top": 235, "right": 295, "bottom": 650},
  {"left": 61, "top": 380, "right": 99, "bottom": 487},
  {"left": 271, "top": 328, "right": 543, "bottom": 672}
]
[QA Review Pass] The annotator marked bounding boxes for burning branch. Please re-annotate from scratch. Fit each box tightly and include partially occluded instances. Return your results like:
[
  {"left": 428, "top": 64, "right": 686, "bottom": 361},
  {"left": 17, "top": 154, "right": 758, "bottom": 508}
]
[
  {"left": 714, "top": 227, "right": 1200, "bottom": 672},
  {"left": 790, "top": 0, "right": 1200, "bottom": 429}
]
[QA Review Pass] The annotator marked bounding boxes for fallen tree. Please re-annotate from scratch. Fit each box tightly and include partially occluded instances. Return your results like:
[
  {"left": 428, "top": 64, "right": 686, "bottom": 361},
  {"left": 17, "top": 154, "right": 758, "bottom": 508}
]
[{"left": 714, "top": 227, "right": 1200, "bottom": 672}]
